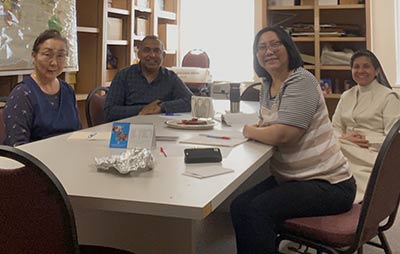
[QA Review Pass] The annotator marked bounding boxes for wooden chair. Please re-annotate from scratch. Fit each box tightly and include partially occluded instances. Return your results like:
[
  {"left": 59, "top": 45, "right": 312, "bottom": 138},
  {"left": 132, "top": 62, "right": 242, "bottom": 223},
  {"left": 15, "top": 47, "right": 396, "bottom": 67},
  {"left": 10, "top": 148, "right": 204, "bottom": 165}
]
[
  {"left": 276, "top": 119, "right": 400, "bottom": 254},
  {"left": 85, "top": 86, "right": 109, "bottom": 127},
  {"left": 182, "top": 49, "right": 210, "bottom": 96},
  {"left": 0, "top": 145, "right": 134, "bottom": 254},
  {"left": 241, "top": 82, "right": 261, "bottom": 101}
]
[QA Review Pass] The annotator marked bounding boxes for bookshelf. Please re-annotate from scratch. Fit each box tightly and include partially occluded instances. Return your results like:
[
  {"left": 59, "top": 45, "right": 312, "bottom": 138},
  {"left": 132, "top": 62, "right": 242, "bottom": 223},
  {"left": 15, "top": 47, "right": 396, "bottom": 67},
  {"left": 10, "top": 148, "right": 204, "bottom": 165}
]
[
  {"left": 259, "top": 0, "right": 370, "bottom": 117},
  {"left": 75, "top": 0, "right": 180, "bottom": 90}
]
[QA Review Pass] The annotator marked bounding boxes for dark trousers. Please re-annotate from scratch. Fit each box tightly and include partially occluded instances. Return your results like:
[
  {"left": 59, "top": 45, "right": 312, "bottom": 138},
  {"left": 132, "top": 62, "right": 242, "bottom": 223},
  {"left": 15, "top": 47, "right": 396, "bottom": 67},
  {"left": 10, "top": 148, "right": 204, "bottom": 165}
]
[{"left": 230, "top": 176, "right": 356, "bottom": 254}]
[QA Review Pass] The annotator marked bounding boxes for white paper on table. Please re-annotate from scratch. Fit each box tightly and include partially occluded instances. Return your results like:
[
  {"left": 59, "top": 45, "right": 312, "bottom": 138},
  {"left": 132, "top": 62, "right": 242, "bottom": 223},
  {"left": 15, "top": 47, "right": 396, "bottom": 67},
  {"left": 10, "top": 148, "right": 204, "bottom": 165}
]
[
  {"left": 179, "top": 130, "right": 248, "bottom": 147},
  {"left": 68, "top": 131, "right": 111, "bottom": 141},
  {"left": 221, "top": 112, "right": 258, "bottom": 126},
  {"left": 129, "top": 123, "right": 156, "bottom": 149},
  {"left": 183, "top": 166, "right": 234, "bottom": 179},
  {"left": 156, "top": 135, "right": 179, "bottom": 141}
]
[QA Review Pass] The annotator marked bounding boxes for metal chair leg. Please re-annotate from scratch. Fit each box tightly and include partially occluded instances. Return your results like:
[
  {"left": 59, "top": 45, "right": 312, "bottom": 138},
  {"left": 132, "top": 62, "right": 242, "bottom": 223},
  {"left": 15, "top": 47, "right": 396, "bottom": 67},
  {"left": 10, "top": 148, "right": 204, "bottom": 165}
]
[
  {"left": 357, "top": 246, "right": 363, "bottom": 254},
  {"left": 378, "top": 232, "right": 392, "bottom": 254}
]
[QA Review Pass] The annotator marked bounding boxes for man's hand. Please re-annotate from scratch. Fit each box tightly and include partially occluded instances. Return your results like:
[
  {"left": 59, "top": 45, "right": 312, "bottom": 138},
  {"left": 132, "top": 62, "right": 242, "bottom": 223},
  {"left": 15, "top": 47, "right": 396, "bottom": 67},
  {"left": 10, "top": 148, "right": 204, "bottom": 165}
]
[{"left": 139, "top": 100, "right": 162, "bottom": 115}]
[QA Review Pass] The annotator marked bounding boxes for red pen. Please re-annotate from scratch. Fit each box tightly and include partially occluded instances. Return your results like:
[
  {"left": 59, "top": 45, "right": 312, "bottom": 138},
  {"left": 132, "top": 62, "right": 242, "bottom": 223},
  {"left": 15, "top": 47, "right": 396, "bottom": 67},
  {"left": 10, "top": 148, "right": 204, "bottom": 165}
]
[
  {"left": 199, "top": 134, "right": 231, "bottom": 140},
  {"left": 160, "top": 147, "right": 168, "bottom": 157}
]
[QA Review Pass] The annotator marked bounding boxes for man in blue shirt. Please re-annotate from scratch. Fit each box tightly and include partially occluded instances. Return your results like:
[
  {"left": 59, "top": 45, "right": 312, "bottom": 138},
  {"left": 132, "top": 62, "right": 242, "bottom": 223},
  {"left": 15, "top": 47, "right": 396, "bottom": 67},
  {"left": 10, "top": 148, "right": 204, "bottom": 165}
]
[{"left": 104, "top": 35, "right": 193, "bottom": 122}]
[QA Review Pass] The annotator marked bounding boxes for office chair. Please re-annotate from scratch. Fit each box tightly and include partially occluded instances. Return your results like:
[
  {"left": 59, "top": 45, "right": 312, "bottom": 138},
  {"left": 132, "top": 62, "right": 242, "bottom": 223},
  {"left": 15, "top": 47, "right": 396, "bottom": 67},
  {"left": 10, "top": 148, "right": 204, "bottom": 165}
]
[
  {"left": 0, "top": 145, "right": 134, "bottom": 254},
  {"left": 276, "top": 119, "right": 400, "bottom": 254},
  {"left": 85, "top": 86, "right": 109, "bottom": 127},
  {"left": 241, "top": 82, "right": 261, "bottom": 101},
  {"left": 182, "top": 49, "right": 210, "bottom": 96}
]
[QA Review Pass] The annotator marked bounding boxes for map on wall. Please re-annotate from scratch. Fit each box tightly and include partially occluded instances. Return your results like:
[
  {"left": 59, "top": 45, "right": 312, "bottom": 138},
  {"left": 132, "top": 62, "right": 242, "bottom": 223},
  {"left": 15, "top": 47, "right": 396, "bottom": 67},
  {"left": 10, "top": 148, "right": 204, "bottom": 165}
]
[{"left": 0, "top": 0, "right": 78, "bottom": 75}]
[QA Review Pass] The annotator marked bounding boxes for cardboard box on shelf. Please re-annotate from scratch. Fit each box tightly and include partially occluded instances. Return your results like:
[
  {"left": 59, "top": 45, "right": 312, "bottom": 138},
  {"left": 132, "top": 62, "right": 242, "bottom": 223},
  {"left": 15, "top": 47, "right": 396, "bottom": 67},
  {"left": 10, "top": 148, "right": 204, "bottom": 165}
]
[
  {"left": 107, "top": 17, "right": 123, "bottom": 40},
  {"left": 158, "top": 24, "right": 178, "bottom": 52},
  {"left": 135, "top": 17, "right": 149, "bottom": 36}
]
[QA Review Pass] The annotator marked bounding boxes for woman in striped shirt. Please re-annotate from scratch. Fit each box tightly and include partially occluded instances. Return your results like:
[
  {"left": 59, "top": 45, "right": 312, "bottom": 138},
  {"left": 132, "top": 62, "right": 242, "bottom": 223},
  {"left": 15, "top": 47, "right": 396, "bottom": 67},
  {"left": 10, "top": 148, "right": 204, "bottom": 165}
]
[{"left": 230, "top": 26, "right": 356, "bottom": 254}]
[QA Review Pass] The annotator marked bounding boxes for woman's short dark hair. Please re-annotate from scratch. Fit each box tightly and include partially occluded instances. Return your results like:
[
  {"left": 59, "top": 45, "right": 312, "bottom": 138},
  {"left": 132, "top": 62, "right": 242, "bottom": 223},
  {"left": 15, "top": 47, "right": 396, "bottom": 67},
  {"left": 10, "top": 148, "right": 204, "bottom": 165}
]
[
  {"left": 32, "top": 29, "right": 68, "bottom": 54},
  {"left": 350, "top": 49, "right": 391, "bottom": 89},
  {"left": 253, "top": 26, "right": 303, "bottom": 80}
]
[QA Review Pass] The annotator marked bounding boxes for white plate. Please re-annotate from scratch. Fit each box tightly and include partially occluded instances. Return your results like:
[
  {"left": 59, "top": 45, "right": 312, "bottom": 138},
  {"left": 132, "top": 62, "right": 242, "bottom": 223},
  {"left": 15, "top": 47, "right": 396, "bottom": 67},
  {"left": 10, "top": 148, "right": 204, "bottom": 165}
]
[{"left": 165, "top": 119, "right": 216, "bottom": 130}]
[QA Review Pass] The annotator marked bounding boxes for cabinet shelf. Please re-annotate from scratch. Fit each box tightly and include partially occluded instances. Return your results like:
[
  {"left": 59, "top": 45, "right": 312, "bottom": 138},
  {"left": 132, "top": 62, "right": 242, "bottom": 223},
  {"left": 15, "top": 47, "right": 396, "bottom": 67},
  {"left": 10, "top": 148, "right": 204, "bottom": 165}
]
[
  {"left": 293, "top": 37, "right": 315, "bottom": 42},
  {"left": 320, "top": 65, "right": 351, "bottom": 71},
  {"left": 133, "top": 34, "right": 146, "bottom": 41},
  {"left": 108, "top": 7, "right": 130, "bottom": 15},
  {"left": 75, "top": 93, "right": 88, "bottom": 101},
  {"left": 268, "top": 6, "right": 314, "bottom": 10},
  {"left": 134, "top": 6, "right": 152, "bottom": 13},
  {"left": 319, "top": 4, "right": 365, "bottom": 10},
  {"left": 270, "top": 4, "right": 365, "bottom": 10},
  {"left": 158, "top": 10, "right": 176, "bottom": 20},
  {"left": 107, "top": 40, "right": 129, "bottom": 45},
  {"left": 165, "top": 50, "right": 177, "bottom": 54},
  {"left": 320, "top": 36, "right": 366, "bottom": 42},
  {"left": 324, "top": 93, "right": 341, "bottom": 99},
  {"left": 77, "top": 26, "right": 99, "bottom": 33}
]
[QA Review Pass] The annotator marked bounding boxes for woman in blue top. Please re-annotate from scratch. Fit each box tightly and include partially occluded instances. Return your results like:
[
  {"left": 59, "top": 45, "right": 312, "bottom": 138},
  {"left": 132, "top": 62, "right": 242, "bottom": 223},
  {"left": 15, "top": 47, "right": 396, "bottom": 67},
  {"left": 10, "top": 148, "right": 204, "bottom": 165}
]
[{"left": 3, "top": 29, "right": 81, "bottom": 146}]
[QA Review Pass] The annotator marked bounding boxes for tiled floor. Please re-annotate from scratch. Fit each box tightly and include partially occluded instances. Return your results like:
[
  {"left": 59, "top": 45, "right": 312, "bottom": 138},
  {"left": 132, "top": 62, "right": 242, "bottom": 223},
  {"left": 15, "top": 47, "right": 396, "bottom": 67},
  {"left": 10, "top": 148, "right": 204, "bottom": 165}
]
[
  {"left": 196, "top": 210, "right": 400, "bottom": 254},
  {"left": 196, "top": 166, "right": 400, "bottom": 254}
]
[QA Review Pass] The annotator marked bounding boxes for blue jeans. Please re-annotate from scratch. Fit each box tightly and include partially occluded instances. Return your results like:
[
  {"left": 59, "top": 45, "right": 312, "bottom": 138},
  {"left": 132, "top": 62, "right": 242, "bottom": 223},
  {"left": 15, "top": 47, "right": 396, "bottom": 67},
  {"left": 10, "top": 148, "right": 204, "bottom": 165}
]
[{"left": 230, "top": 176, "right": 356, "bottom": 254}]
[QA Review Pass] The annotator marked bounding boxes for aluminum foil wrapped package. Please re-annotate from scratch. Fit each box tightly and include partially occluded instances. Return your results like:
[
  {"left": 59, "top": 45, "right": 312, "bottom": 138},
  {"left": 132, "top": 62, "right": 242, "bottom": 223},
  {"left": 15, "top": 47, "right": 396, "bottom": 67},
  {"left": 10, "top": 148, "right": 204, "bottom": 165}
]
[{"left": 95, "top": 148, "right": 154, "bottom": 174}]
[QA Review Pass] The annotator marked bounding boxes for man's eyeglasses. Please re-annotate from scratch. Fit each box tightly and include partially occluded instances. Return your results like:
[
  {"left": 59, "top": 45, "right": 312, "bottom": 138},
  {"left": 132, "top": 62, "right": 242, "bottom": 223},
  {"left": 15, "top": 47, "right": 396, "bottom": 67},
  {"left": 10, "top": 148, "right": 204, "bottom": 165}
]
[
  {"left": 257, "top": 41, "right": 283, "bottom": 54},
  {"left": 141, "top": 47, "right": 163, "bottom": 55},
  {"left": 38, "top": 51, "right": 67, "bottom": 63}
]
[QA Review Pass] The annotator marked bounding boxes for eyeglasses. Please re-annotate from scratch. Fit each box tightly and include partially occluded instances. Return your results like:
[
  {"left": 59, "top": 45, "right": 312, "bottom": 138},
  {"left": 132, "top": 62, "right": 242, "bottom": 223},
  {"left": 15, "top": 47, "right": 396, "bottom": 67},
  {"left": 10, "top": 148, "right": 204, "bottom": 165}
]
[
  {"left": 141, "top": 47, "right": 163, "bottom": 55},
  {"left": 38, "top": 51, "right": 67, "bottom": 63},
  {"left": 257, "top": 41, "right": 283, "bottom": 54}
]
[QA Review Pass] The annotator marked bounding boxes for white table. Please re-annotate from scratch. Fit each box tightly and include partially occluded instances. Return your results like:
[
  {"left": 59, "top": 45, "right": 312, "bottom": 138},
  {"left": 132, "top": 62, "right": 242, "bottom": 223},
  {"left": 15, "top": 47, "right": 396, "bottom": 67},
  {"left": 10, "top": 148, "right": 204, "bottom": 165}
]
[{"left": 17, "top": 100, "right": 273, "bottom": 253}]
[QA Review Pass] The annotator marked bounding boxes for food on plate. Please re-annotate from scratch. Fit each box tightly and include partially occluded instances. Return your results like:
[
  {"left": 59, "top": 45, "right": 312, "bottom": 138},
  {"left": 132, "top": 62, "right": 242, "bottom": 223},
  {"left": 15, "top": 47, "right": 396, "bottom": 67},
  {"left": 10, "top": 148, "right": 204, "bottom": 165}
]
[{"left": 179, "top": 118, "right": 208, "bottom": 125}]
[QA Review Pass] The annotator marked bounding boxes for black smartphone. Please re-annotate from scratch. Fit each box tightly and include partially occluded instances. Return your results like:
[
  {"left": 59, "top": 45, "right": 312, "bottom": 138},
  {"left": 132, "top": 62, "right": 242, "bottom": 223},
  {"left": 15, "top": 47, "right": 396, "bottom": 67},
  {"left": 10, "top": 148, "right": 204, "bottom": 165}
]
[{"left": 184, "top": 148, "right": 222, "bottom": 163}]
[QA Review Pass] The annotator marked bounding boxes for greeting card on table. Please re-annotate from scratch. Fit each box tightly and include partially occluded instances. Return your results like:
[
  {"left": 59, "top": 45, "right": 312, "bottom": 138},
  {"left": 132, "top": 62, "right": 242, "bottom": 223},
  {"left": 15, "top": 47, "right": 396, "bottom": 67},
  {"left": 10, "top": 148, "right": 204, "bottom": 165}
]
[{"left": 109, "top": 122, "right": 131, "bottom": 148}]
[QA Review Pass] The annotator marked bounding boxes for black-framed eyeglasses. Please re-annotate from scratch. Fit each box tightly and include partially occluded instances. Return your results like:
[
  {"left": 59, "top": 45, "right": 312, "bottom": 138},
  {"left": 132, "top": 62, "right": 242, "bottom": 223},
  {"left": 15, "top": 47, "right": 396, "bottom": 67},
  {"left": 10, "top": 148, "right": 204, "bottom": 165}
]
[{"left": 257, "top": 41, "right": 283, "bottom": 54}]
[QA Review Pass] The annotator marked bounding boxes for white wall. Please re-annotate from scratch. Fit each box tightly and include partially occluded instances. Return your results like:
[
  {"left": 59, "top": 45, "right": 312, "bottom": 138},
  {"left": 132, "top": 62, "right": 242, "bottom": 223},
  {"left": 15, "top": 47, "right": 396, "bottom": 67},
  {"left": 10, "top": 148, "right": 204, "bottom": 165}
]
[{"left": 370, "top": 0, "right": 399, "bottom": 88}]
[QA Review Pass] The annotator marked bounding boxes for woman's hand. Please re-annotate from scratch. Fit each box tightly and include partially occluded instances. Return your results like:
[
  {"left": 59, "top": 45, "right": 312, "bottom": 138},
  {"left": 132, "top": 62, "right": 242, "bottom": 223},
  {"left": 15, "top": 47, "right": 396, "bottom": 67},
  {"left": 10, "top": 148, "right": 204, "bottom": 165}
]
[
  {"left": 243, "top": 124, "right": 259, "bottom": 139},
  {"left": 341, "top": 132, "right": 370, "bottom": 148},
  {"left": 243, "top": 123, "right": 305, "bottom": 146}
]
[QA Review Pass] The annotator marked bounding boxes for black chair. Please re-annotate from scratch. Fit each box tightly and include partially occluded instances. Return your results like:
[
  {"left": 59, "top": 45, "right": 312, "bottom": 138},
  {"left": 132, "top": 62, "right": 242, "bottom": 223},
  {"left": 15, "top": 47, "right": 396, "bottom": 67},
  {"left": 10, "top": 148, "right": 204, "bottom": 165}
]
[
  {"left": 241, "top": 82, "right": 261, "bottom": 101},
  {"left": 182, "top": 49, "right": 210, "bottom": 96},
  {"left": 276, "top": 119, "right": 400, "bottom": 254},
  {"left": 0, "top": 145, "right": 134, "bottom": 254},
  {"left": 85, "top": 86, "right": 109, "bottom": 127}
]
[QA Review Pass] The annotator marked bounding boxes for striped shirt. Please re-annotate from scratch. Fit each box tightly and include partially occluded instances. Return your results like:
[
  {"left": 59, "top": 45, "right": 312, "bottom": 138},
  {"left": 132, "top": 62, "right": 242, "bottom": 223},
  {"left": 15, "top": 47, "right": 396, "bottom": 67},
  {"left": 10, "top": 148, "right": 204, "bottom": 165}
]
[{"left": 260, "top": 67, "right": 352, "bottom": 184}]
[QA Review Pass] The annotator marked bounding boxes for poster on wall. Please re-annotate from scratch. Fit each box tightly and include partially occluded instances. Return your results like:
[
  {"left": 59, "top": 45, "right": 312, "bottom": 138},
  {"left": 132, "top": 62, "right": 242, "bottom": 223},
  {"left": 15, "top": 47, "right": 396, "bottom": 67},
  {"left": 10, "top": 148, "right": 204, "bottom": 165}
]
[{"left": 0, "top": 0, "right": 78, "bottom": 75}]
